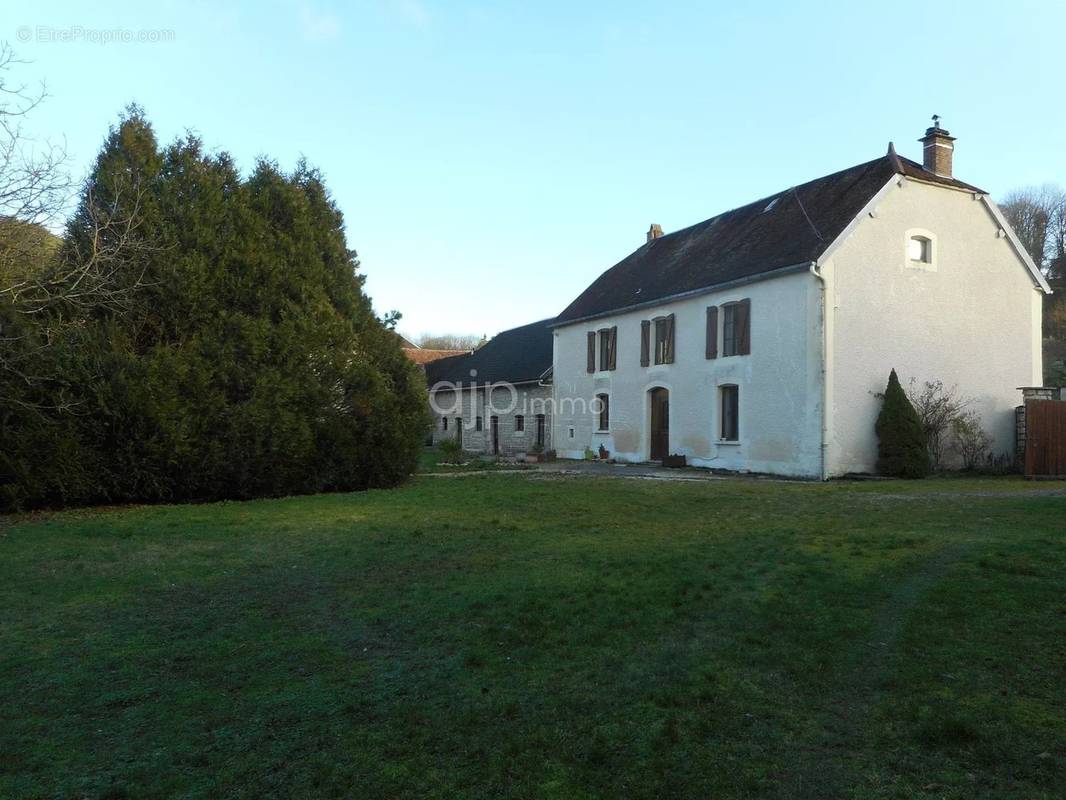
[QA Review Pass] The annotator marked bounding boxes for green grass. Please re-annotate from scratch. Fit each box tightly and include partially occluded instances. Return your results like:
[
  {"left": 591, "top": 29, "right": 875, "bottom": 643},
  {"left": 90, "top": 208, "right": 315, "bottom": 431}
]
[{"left": 2, "top": 474, "right": 1064, "bottom": 799}]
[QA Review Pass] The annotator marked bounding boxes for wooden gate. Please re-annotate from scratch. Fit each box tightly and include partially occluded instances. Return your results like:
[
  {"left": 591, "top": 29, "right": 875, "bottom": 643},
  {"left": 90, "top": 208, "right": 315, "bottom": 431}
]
[{"left": 1024, "top": 399, "right": 1066, "bottom": 478}]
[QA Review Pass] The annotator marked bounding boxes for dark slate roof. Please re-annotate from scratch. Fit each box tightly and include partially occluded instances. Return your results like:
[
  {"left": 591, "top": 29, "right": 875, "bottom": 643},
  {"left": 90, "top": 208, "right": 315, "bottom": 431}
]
[
  {"left": 426, "top": 318, "right": 555, "bottom": 388},
  {"left": 556, "top": 151, "right": 986, "bottom": 325}
]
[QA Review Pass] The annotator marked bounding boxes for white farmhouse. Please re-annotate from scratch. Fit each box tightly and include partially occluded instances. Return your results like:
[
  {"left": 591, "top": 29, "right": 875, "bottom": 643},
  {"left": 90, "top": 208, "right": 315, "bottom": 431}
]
[{"left": 551, "top": 122, "right": 1050, "bottom": 478}]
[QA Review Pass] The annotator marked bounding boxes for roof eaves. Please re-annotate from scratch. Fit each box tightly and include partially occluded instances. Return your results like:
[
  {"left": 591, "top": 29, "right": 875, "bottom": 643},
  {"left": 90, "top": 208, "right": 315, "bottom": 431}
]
[{"left": 552, "top": 260, "right": 814, "bottom": 328}]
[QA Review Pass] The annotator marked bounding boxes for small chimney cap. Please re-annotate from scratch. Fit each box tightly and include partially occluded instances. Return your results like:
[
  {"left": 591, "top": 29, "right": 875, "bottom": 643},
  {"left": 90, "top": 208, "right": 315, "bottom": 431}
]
[{"left": 921, "top": 114, "right": 955, "bottom": 140}]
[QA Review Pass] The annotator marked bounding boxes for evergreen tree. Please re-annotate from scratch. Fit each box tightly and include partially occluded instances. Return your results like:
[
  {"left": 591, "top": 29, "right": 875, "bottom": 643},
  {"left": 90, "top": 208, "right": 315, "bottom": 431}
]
[
  {"left": 875, "top": 369, "right": 930, "bottom": 479},
  {"left": 1, "top": 109, "right": 428, "bottom": 509}
]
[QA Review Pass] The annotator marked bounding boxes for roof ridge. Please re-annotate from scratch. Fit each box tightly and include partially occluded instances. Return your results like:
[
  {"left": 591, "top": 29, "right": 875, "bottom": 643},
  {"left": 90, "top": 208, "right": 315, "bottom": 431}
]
[{"left": 646, "top": 155, "right": 891, "bottom": 245}]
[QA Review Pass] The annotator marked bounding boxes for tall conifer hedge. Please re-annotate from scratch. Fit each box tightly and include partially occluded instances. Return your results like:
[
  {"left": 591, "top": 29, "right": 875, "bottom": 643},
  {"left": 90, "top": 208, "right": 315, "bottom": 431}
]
[{"left": 0, "top": 110, "right": 428, "bottom": 508}]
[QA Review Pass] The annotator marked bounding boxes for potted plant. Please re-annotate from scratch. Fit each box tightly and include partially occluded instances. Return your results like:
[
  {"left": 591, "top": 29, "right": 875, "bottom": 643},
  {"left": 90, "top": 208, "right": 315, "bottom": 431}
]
[{"left": 598, "top": 444, "right": 609, "bottom": 460}]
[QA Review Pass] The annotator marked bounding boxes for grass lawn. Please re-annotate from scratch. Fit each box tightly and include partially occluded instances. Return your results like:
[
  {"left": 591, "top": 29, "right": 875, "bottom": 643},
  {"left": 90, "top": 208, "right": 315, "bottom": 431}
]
[{"left": 2, "top": 474, "right": 1064, "bottom": 799}]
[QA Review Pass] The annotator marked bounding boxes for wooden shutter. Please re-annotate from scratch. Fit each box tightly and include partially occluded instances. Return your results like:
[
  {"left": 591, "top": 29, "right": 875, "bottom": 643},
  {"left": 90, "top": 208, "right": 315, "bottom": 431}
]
[
  {"left": 664, "top": 314, "right": 675, "bottom": 364},
  {"left": 640, "top": 320, "right": 650, "bottom": 367},
  {"left": 737, "top": 299, "right": 751, "bottom": 355},
  {"left": 608, "top": 326, "right": 617, "bottom": 370},
  {"left": 587, "top": 331, "right": 596, "bottom": 373},
  {"left": 705, "top": 306, "right": 718, "bottom": 359}
]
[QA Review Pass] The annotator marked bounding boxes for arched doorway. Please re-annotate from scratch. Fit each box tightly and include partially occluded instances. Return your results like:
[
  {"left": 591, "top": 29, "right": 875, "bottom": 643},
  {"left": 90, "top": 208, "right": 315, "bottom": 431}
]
[{"left": 649, "top": 387, "right": 669, "bottom": 462}]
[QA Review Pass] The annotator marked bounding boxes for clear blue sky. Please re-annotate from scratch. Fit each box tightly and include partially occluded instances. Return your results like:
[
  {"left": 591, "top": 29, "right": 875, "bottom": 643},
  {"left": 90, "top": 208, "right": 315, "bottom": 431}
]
[{"left": 4, "top": 0, "right": 1064, "bottom": 339}]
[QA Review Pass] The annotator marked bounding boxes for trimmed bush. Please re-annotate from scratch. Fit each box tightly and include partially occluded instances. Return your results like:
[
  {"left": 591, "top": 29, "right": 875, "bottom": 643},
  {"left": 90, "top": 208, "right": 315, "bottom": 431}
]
[{"left": 876, "top": 369, "right": 930, "bottom": 479}]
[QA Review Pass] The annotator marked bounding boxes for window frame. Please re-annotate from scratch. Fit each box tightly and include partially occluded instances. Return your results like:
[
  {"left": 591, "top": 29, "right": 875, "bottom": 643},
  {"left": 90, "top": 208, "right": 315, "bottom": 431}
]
[
  {"left": 720, "top": 384, "right": 739, "bottom": 442},
  {"left": 442, "top": 416, "right": 448, "bottom": 431},
  {"left": 652, "top": 314, "right": 675, "bottom": 365},
  {"left": 722, "top": 304, "right": 738, "bottom": 357},
  {"left": 595, "top": 393, "right": 610, "bottom": 432},
  {"left": 905, "top": 228, "right": 937, "bottom": 271}
]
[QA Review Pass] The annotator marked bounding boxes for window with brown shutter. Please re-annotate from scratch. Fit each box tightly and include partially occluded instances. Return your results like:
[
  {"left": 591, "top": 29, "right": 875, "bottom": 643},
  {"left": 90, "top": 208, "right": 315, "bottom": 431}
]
[
  {"left": 722, "top": 301, "right": 751, "bottom": 357},
  {"left": 654, "top": 314, "right": 675, "bottom": 365},
  {"left": 640, "top": 320, "right": 650, "bottom": 367},
  {"left": 706, "top": 306, "right": 718, "bottom": 359},
  {"left": 722, "top": 304, "right": 738, "bottom": 356},
  {"left": 587, "top": 331, "right": 596, "bottom": 373},
  {"left": 607, "top": 326, "right": 617, "bottom": 370},
  {"left": 598, "top": 328, "right": 609, "bottom": 371}
]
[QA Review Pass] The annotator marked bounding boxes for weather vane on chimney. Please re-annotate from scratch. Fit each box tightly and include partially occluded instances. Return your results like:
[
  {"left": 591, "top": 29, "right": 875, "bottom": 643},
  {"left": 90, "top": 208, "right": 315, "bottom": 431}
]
[{"left": 932, "top": 114, "right": 941, "bottom": 128}]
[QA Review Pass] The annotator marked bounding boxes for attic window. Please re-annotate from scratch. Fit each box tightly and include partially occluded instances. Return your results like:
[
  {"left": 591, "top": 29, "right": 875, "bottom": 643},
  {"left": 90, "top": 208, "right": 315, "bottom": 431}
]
[
  {"left": 908, "top": 235, "right": 931, "bottom": 263},
  {"left": 905, "top": 229, "right": 937, "bottom": 270},
  {"left": 763, "top": 197, "right": 780, "bottom": 213}
]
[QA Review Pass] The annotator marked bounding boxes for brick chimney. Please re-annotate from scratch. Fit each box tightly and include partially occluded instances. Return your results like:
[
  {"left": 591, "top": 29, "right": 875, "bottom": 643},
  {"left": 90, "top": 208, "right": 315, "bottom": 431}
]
[
  {"left": 647, "top": 223, "right": 663, "bottom": 243},
  {"left": 919, "top": 115, "right": 956, "bottom": 178}
]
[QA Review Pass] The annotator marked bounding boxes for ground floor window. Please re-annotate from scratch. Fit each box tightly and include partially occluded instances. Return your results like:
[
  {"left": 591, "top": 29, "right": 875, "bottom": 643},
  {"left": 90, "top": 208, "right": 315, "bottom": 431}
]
[
  {"left": 720, "top": 385, "right": 739, "bottom": 441},
  {"left": 536, "top": 414, "right": 546, "bottom": 447},
  {"left": 442, "top": 417, "right": 448, "bottom": 431},
  {"left": 476, "top": 416, "right": 483, "bottom": 432},
  {"left": 596, "top": 393, "right": 610, "bottom": 432},
  {"left": 515, "top": 415, "right": 525, "bottom": 432}
]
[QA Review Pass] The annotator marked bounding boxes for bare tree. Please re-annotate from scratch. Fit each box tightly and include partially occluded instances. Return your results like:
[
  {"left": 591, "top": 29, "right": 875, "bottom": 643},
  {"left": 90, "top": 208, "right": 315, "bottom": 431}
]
[
  {"left": 1000, "top": 184, "right": 1066, "bottom": 280},
  {"left": 0, "top": 43, "right": 155, "bottom": 410},
  {"left": 906, "top": 379, "right": 970, "bottom": 470},
  {"left": 417, "top": 333, "right": 484, "bottom": 350}
]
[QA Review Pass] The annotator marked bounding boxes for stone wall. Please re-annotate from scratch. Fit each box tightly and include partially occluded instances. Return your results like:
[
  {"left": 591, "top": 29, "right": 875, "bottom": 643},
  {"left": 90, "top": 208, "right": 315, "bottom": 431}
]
[{"left": 430, "top": 383, "right": 553, "bottom": 457}]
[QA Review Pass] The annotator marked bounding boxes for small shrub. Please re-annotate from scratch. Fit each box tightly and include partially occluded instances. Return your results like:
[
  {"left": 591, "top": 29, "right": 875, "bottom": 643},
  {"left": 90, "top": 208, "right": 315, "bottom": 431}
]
[
  {"left": 438, "top": 437, "right": 463, "bottom": 461},
  {"left": 876, "top": 369, "right": 930, "bottom": 478},
  {"left": 950, "top": 410, "right": 993, "bottom": 470},
  {"left": 905, "top": 379, "right": 970, "bottom": 470}
]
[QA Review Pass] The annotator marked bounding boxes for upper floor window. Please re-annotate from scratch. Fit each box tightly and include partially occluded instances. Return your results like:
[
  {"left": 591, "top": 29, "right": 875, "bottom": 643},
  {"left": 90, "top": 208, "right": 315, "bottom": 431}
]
[
  {"left": 908, "top": 235, "right": 931, "bottom": 263},
  {"left": 640, "top": 314, "right": 675, "bottom": 366},
  {"left": 599, "top": 327, "right": 617, "bottom": 371},
  {"left": 587, "top": 328, "right": 617, "bottom": 373},
  {"left": 654, "top": 315, "right": 675, "bottom": 365},
  {"left": 721, "top": 299, "right": 751, "bottom": 357},
  {"left": 905, "top": 229, "right": 937, "bottom": 270}
]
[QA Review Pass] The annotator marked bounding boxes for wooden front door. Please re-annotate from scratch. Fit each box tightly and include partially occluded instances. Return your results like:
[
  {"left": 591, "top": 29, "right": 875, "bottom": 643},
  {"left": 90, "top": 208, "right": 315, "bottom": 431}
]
[
  {"left": 649, "top": 387, "right": 669, "bottom": 461},
  {"left": 490, "top": 416, "right": 499, "bottom": 455}
]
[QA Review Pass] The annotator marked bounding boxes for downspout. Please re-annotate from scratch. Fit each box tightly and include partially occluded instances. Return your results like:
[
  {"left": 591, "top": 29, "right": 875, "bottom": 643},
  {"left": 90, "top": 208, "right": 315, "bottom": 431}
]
[{"left": 810, "top": 262, "right": 829, "bottom": 481}]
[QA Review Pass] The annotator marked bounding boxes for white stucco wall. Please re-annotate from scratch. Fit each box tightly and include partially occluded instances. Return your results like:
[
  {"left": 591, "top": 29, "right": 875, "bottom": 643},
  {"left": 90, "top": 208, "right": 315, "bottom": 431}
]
[
  {"left": 552, "top": 270, "right": 824, "bottom": 477},
  {"left": 430, "top": 383, "right": 552, "bottom": 456},
  {"left": 826, "top": 178, "right": 1044, "bottom": 474}
]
